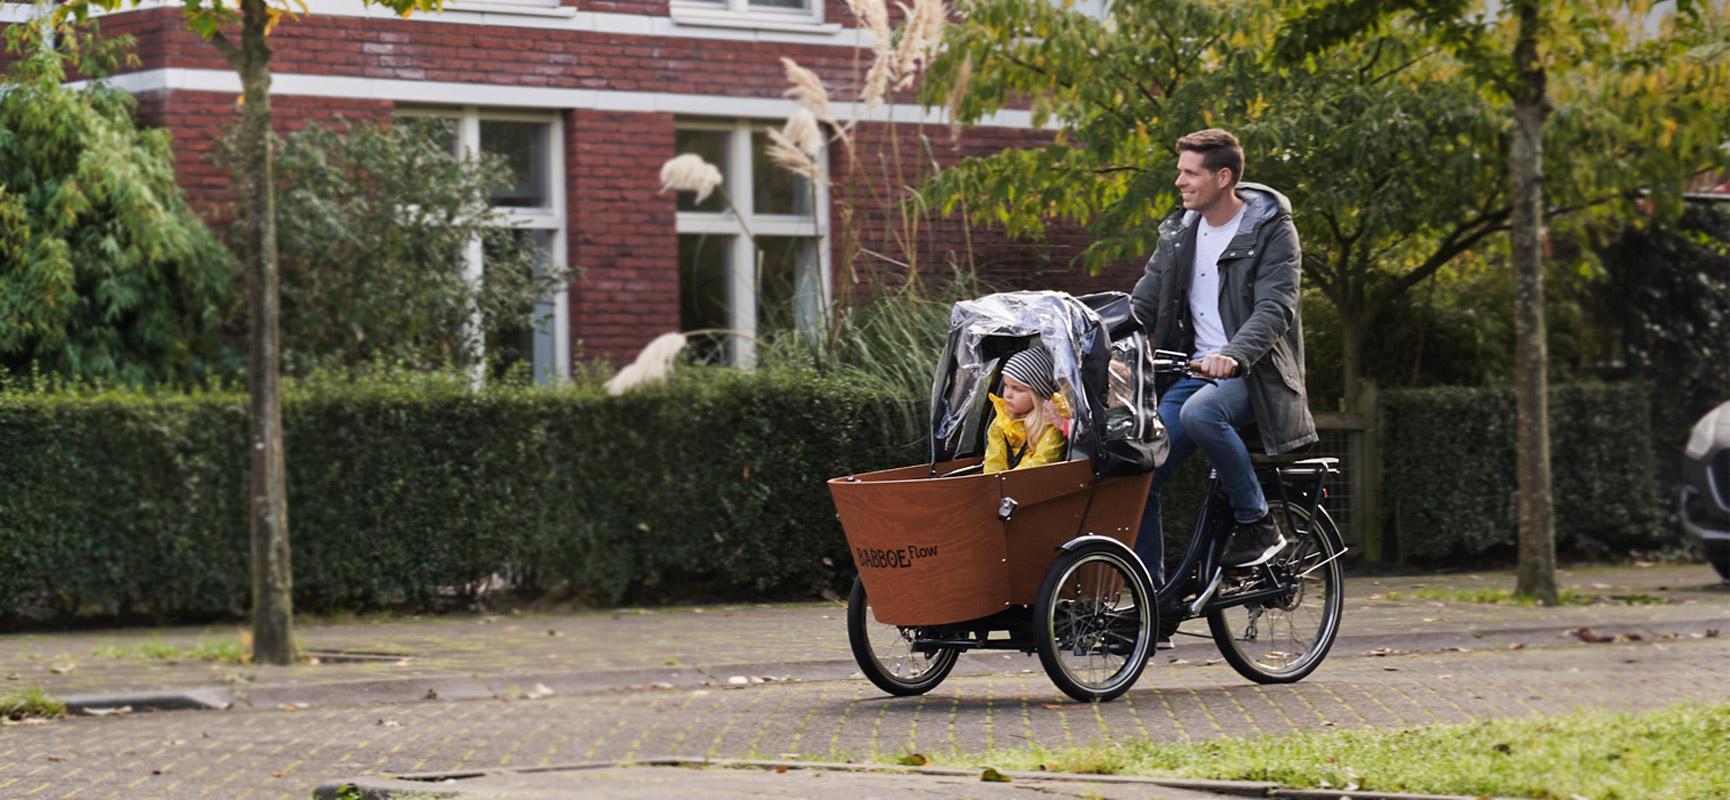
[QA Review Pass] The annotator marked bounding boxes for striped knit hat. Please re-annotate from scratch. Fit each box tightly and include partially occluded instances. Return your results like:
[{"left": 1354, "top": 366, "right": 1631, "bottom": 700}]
[{"left": 1001, "top": 346, "right": 1058, "bottom": 397}]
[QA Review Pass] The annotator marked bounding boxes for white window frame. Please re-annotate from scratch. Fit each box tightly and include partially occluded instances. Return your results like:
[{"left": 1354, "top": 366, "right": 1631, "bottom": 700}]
[
  {"left": 396, "top": 106, "right": 570, "bottom": 383},
  {"left": 674, "top": 119, "right": 831, "bottom": 366},
  {"left": 669, "top": 0, "right": 826, "bottom": 31},
  {"left": 443, "top": 0, "right": 563, "bottom": 12}
]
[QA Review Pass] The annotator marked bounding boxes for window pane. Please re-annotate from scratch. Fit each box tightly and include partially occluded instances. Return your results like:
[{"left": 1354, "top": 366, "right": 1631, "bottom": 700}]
[
  {"left": 398, "top": 115, "right": 459, "bottom": 157},
  {"left": 752, "top": 131, "right": 815, "bottom": 217},
  {"left": 484, "top": 229, "right": 556, "bottom": 383},
  {"left": 673, "top": 129, "right": 730, "bottom": 214},
  {"left": 480, "top": 120, "right": 551, "bottom": 208},
  {"left": 679, "top": 234, "right": 733, "bottom": 364},
  {"left": 749, "top": 0, "right": 810, "bottom": 9},
  {"left": 757, "top": 236, "right": 822, "bottom": 337}
]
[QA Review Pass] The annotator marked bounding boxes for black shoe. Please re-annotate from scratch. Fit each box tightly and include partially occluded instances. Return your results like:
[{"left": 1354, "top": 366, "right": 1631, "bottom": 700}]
[{"left": 1222, "top": 514, "right": 1287, "bottom": 567}]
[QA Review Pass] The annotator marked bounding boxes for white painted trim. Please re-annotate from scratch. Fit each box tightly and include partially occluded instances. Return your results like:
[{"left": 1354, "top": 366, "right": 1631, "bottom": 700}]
[
  {"left": 547, "top": 112, "right": 572, "bottom": 380},
  {"left": 89, "top": 68, "right": 1045, "bottom": 130},
  {"left": 0, "top": 0, "right": 872, "bottom": 46}
]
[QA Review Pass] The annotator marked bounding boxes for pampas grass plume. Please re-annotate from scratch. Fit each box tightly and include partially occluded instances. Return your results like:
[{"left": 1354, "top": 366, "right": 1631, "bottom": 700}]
[
  {"left": 766, "top": 109, "right": 827, "bottom": 185},
  {"left": 658, "top": 153, "right": 724, "bottom": 204},
  {"left": 606, "top": 332, "right": 688, "bottom": 395},
  {"left": 781, "top": 57, "right": 836, "bottom": 127}
]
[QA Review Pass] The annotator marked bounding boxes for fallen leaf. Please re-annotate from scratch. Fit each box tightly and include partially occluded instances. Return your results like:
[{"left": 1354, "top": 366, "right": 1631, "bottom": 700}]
[
  {"left": 1493, "top": 743, "right": 1512, "bottom": 754},
  {"left": 47, "top": 755, "right": 71, "bottom": 763},
  {"left": 525, "top": 683, "right": 554, "bottom": 699},
  {"left": 49, "top": 664, "right": 75, "bottom": 675},
  {"left": 980, "top": 767, "right": 1011, "bottom": 783},
  {"left": 1569, "top": 627, "right": 1615, "bottom": 643},
  {"left": 1509, "top": 643, "right": 1526, "bottom": 650},
  {"left": 775, "top": 765, "right": 788, "bottom": 774},
  {"left": 898, "top": 753, "right": 930, "bottom": 766}
]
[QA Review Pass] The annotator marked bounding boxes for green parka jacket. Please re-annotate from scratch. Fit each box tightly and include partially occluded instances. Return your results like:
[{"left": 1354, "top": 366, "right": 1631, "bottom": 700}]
[{"left": 1128, "top": 182, "right": 1318, "bottom": 455}]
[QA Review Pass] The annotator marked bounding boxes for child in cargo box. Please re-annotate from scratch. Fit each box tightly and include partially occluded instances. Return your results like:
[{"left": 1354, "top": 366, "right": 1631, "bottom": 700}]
[{"left": 983, "top": 347, "right": 1072, "bottom": 473}]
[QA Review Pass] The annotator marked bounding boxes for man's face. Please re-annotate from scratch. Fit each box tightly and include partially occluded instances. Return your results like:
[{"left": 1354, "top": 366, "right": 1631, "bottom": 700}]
[{"left": 1174, "top": 150, "right": 1231, "bottom": 212}]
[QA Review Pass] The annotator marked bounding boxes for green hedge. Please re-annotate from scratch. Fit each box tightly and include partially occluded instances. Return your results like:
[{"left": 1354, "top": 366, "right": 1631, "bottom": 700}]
[
  {"left": 0, "top": 374, "right": 1669, "bottom": 624},
  {"left": 1383, "top": 383, "right": 1663, "bottom": 561},
  {"left": 0, "top": 371, "right": 918, "bottom": 624}
]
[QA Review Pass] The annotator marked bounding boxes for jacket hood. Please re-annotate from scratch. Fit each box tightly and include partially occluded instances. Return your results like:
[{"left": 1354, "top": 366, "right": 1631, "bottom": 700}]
[{"left": 1169, "top": 182, "right": 1292, "bottom": 234}]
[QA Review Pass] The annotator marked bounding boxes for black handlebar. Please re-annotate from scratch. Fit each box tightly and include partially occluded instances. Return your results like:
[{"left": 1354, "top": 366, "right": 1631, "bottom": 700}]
[{"left": 1151, "top": 348, "right": 1221, "bottom": 385}]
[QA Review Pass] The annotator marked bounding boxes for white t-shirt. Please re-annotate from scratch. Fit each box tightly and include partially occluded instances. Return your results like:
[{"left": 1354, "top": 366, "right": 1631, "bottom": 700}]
[{"left": 1188, "top": 204, "right": 1246, "bottom": 361}]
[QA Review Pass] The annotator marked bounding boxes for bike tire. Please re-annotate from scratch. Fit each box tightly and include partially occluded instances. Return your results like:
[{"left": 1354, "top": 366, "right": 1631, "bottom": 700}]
[
  {"left": 846, "top": 576, "right": 959, "bottom": 696},
  {"left": 1206, "top": 501, "right": 1344, "bottom": 684}
]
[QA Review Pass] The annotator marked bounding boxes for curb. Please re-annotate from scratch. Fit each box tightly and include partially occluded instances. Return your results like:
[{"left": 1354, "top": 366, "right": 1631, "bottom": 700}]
[
  {"left": 314, "top": 757, "right": 1527, "bottom": 800},
  {"left": 61, "top": 687, "right": 232, "bottom": 714}
]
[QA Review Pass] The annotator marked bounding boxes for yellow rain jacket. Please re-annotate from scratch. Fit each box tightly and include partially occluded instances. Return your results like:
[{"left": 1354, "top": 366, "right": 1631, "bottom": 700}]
[{"left": 983, "top": 393, "right": 1071, "bottom": 474}]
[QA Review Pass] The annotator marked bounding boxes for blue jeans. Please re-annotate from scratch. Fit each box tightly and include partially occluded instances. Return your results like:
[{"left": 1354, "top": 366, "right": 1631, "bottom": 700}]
[{"left": 1132, "top": 376, "right": 1267, "bottom": 585}]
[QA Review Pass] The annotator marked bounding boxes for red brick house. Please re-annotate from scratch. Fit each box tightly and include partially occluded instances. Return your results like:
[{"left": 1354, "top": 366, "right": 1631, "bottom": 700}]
[{"left": 2, "top": 0, "right": 1138, "bottom": 378}]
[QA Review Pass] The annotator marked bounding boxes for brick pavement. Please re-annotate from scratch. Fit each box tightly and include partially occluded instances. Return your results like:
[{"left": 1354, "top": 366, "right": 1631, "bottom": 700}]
[{"left": 1, "top": 564, "right": 1727, "bottom": 799}]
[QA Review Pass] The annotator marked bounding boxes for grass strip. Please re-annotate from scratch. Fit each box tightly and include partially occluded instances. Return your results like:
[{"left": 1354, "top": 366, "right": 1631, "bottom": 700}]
[
  {"left": 941, "top": 702, "right": 1730, "bottom": 799},
  {"left": 91, "top": 638, "right": 248, "bottom": 664},
  {"left": 0, "top": 687, "right": 66, "bottom": 721},
  {"left": 1380, "top": 588, "right": 1668, "bottom": 606}
]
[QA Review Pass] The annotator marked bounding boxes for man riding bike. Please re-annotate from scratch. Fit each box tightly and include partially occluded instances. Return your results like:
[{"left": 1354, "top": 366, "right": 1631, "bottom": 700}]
[{"left": 1129, "top": 128, "right": 1318, "bottom": 588}]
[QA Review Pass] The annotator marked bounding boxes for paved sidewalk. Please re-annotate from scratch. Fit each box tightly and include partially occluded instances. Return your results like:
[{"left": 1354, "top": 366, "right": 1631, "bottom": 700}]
[{"left": 1, "top": 564, "right": 1727, "bottom": 799}]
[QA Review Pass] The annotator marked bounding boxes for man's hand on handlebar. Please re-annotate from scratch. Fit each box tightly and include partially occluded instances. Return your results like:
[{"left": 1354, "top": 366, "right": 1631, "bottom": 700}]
[{"left": 1192, "top": 354, "right": 1239, "bottom": 379}]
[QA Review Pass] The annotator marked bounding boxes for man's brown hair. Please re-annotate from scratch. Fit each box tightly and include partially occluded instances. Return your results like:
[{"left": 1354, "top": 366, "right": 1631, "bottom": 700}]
[{"left": 1176, "top": 128, "right": 1244, "bottom": 186}]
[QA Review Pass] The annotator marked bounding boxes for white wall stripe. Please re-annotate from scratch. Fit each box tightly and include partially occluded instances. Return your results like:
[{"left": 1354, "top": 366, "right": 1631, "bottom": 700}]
[
  {"left": 94, "top": 67, "right": 1046, "bottom": 129},
  {"left": 0, "top": 0, "right": 872, "bottom": 47}
]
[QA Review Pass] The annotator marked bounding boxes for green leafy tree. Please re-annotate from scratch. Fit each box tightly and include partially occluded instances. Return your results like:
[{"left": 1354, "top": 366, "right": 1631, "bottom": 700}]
[
  {"left": 924, "top": 1, "right": 1727, "bottom": 414},
  {"left": 240, "top": 119, "right": 565, "bottom": 374},
  {"left": 1276, "top": 0, "right": 1730, "bottom": 602},
  {"left": 0, "top": 22, "right": 233, "bottom": 384},
  {"left": 53, "top": 0, "right": 448, "bottom": 664},
  {"left": 921, "top": 1, "right": 1518, "bottom": 409}
]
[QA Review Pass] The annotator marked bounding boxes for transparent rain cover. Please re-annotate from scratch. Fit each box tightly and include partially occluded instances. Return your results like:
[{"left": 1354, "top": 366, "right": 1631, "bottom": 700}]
[{"left": 934, "top": 291, "right": 1105, "bottom": 460}]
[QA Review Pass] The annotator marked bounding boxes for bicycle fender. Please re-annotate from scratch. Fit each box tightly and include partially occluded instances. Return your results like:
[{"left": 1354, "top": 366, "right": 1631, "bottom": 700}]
[
  {"left": 1057, "top": 534, "right": 1158, "bottom": 593},
  {"left": 1259, "top": 490, "right": 1348, "bottom": 557}
]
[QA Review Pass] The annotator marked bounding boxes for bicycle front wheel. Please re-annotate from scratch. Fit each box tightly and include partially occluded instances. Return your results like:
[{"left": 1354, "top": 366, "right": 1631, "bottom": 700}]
[
  {"left": 1034, "top": 541, "right": 1155, "bottom": 703},
  {"left": 1206, "top": 501, "right": 1344, "bottom": 684},
  {"left": 846, "top": 576, "right": 959, "bottom": 696}
]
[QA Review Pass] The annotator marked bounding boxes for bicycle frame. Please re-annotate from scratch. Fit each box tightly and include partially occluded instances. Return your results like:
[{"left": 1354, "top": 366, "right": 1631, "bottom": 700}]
[{"left": 1153, "top": 459, "right": 1344, "bottom": 623}]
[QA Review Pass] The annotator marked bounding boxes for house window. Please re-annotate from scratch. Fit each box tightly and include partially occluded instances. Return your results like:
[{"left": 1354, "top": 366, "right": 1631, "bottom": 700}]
[
  {"left": 396, "top": 107, "right": 569, "bottom": 383},
  {"left": 674, "top": 120, "right": 829, "bottom": 366}
]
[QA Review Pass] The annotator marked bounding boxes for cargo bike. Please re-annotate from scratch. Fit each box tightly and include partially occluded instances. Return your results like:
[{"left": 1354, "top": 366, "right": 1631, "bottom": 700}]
[{"left": 828, "top": 291, "right": 1346, "bottom": 703}]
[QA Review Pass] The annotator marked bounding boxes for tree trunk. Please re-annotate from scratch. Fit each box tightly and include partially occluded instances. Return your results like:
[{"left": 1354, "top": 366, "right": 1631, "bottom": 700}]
[
  {"left": 1510, "top": 0, "right": 1557, "bottom": 605},
  {"left": 1338, "top": 305, "right": 1366, "bottom": 412},
  {"left": 237, "top": 0, "right": 294, "bottom": 664}
]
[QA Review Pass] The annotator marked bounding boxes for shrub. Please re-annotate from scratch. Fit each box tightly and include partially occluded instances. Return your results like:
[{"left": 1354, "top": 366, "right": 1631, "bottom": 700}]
[
  {"left": 0, "top": 370, "right": 918, "bottom": 625},
  {"left": 1382, "top": 383, "right": 1663, "bottom": 561}
]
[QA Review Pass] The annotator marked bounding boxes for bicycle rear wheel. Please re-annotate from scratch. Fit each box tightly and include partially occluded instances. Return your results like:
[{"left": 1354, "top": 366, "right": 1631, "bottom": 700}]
[{"left": 1206, "top": 500, "right": 1343, "bottom": 684}]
